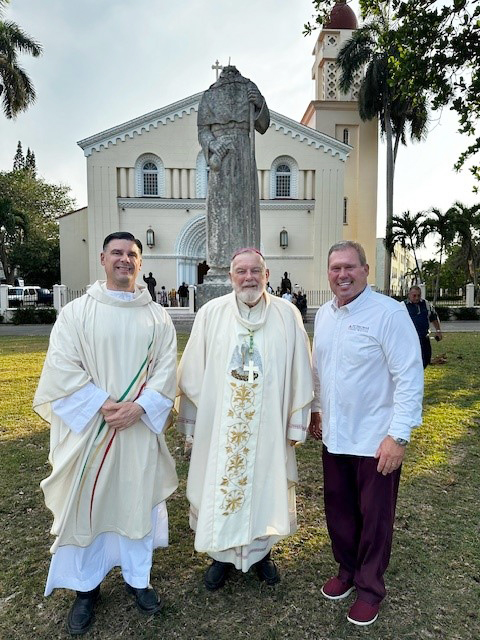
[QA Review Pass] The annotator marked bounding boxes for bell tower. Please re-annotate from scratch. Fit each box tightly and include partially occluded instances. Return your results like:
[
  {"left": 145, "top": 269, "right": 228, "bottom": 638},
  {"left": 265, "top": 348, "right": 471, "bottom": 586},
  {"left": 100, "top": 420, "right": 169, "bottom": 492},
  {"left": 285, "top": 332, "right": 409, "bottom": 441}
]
[{"left": 302, "top": 0, "right": 378, "bottom": 274}]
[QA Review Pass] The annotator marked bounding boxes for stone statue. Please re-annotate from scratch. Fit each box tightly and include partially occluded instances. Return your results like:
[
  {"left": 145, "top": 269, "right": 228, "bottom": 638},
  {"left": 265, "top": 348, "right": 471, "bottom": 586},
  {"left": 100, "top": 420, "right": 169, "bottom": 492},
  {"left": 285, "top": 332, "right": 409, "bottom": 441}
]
[{"left": 198, "top": 66, "right": 270, "bottom": 280}]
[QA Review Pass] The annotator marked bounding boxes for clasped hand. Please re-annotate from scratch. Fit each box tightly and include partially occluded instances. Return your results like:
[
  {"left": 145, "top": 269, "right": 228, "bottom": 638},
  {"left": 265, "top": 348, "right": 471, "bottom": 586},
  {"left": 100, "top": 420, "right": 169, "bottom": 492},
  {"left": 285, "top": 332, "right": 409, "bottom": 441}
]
[
  {"left": 247, "top": 87, "right": 262, "bottom": 108},
  {"left": 100, "top": 399, "right": 145, "bottom": 430}
]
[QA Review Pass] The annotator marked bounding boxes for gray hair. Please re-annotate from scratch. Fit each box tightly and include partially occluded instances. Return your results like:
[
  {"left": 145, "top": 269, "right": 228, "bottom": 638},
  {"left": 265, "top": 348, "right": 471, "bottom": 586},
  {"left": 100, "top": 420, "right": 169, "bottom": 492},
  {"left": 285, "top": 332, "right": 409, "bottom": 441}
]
[
  {"left": 328, "top": 240, "right": 367, "bottom": 266},
  {"left": 230, "top": 248, "right": 267, "bottom": 273}
]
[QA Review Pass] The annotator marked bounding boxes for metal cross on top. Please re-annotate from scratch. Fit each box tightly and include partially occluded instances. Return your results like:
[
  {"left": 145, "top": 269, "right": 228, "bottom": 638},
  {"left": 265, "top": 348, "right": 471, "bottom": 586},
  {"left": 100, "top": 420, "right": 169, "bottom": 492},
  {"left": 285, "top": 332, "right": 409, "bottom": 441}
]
[
  {"left": 243, "top": 358, "right": 259, "bottom": 383},
  {"left": 211, "top": 59, "right": 223, "bottom": 80}
]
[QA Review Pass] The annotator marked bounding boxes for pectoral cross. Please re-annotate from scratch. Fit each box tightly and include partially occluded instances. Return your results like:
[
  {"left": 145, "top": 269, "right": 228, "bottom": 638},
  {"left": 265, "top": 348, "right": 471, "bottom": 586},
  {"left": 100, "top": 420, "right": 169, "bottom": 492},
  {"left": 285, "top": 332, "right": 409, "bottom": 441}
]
[
  {"left": 212, "top": 59, "right": 223, "bottom": 80},
  {"left": 243, "top": 358, "right": 259, "bottom": 383}
]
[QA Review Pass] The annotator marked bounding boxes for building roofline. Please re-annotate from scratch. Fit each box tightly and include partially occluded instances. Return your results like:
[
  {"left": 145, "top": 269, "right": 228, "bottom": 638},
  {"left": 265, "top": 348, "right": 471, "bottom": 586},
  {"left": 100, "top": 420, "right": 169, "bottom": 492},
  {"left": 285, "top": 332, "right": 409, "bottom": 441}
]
[{"left": 77, "top": 92, "right": 351, "bottom": 161}]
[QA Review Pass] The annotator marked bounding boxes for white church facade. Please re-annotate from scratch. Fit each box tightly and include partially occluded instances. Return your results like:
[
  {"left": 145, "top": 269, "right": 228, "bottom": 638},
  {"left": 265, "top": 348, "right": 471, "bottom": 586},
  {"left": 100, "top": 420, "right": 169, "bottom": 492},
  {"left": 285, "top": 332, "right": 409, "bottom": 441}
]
[{"left": 59, "top": 1, "right": 379, "bottom": 297}]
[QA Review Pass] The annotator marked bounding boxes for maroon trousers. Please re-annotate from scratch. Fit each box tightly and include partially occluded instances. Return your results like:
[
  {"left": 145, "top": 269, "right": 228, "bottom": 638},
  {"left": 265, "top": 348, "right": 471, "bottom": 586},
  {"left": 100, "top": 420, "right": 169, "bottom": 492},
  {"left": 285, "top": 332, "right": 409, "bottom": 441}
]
[{"left": 322, "top": 446, "right": 401, "bottom": 604}]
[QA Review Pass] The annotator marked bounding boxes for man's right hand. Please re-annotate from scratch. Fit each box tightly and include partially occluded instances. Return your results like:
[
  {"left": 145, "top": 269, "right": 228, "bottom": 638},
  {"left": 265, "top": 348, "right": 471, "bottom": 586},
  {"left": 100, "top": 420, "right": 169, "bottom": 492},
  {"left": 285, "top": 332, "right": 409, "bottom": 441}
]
[
  {"left": 308, "top": 411, "right": 322, "bottom": 440},
  {"left": 101, "top": 399, "right": 145, "bottom": 431}
]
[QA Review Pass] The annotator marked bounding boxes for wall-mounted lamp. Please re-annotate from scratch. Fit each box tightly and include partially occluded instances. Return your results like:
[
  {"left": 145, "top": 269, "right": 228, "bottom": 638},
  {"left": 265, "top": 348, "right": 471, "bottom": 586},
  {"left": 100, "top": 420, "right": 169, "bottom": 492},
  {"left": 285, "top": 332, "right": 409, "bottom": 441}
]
[
  {"left": 146, "top": 227, "right": 155, "bottom": 248},
  {"left": 279, "top": 227, "right": 288, "bottom": 250}
]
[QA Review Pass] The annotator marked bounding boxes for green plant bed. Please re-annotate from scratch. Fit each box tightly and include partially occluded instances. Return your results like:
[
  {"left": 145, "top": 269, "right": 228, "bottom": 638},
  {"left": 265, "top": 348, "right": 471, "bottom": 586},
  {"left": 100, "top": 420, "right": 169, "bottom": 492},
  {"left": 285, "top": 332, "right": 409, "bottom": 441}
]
[
  {"left": 436, "top": 306, "right": 451, "bottom": 321},
  {"left": 453, "top": 307, "right": 480, "bottom": 320},
  {"left": 11, "top": 307, "right": 57, "bottom": 325}
]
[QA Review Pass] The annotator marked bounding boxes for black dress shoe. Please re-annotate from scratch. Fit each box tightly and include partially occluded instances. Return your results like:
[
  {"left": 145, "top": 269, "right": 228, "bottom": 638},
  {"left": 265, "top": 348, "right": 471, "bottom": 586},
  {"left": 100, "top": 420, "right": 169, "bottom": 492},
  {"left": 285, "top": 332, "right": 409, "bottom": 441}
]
[
  {"left": 66, "top": 585, "right": 100, "bottom": 635},
  {"left": 204, "top": 560, "right": 231, "bottom": 591},
  {"left": 255, "top": 552, "right": 280, "bottom": 585},
  {"left": 125, "top": 583, "right": 163, "bottom": 615}
]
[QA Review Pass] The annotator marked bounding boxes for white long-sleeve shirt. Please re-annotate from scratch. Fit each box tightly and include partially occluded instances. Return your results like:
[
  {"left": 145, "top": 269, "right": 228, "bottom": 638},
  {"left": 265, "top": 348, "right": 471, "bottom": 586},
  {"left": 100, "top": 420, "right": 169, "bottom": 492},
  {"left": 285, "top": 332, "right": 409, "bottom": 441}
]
[{"left": 312, "top": 286, "right": 424, "bottom": 456}]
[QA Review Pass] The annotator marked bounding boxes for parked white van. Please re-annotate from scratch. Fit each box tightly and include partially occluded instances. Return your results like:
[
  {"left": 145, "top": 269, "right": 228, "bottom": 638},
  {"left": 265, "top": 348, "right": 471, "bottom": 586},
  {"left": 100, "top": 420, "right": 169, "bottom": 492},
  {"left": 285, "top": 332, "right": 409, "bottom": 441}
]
[{"left": 7, "top": 286, "right": 41, "bottom": 307}]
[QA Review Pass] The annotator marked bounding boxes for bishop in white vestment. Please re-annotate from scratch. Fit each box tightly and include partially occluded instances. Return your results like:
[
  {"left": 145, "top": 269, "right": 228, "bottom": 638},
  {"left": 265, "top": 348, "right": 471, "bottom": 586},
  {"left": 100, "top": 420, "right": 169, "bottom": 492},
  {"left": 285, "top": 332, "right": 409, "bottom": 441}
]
[
  {"left": 34, "top": 232, "right": 178, "bottom": 635},
  {"left": 176, "top": 249, "right": 313, "bottom": 590}
]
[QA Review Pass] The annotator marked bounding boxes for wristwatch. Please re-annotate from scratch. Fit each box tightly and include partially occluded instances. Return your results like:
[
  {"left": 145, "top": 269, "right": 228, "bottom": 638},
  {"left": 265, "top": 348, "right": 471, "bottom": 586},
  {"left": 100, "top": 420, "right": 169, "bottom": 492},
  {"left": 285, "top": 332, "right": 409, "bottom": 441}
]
[{"left": 392, "top": 437, "right": 408, "bottom": 446}]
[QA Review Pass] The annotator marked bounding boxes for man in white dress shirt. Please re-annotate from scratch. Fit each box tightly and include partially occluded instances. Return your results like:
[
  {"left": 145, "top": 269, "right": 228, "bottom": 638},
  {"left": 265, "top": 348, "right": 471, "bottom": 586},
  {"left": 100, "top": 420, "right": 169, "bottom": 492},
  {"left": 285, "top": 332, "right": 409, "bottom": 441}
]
[
  {"left": 176, "top": 248, "right": 313, "bottom": 591},
  {"left": 34, "top": 232, "right": 178, "bottom": 635},
  {"left": 309, "top": 241, "right": 423, "bottom": 627}
]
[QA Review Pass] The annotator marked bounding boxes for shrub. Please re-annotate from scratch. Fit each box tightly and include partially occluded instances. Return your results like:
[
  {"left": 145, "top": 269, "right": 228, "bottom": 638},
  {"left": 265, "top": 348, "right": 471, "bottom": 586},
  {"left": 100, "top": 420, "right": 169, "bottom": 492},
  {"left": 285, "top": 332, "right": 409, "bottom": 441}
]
[
  {"left": 436, "top": 306, "right": 451, "bottom": 321},
  {"left": 11, "top": 307, "right": 57, "bottom": 325},
  {"left": 453, "top": 307, "right": 480, "bottom": 321}
]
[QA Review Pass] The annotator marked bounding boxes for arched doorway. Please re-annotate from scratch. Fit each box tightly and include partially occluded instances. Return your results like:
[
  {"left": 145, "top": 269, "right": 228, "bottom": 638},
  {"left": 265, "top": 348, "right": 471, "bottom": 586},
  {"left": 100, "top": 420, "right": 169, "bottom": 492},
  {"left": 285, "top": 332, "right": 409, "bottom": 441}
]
[{"left": 175, "top": 214, "right": 206, "bottom": 285}]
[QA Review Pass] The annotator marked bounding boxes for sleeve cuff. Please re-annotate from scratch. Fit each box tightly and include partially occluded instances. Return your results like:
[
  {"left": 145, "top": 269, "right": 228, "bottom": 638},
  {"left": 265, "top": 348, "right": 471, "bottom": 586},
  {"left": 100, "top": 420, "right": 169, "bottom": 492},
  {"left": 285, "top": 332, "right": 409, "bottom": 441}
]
[{"left": 136, "top": 389, "right": 173, "bottom": 434}]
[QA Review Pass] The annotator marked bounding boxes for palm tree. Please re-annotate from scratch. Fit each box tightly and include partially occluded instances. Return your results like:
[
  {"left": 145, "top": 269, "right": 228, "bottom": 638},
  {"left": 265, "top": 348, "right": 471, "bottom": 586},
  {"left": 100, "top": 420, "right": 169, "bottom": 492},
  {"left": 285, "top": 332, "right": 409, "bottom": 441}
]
[
  {"left": 336, "top": 3, "right": 429, "bottom": 290},
  {"left": 0, "top": 0, "right": 42, "bottom": 118},
  {"left": 450, "top": 202, "right": 480, "bottom": 303},
  {"left": 421, "top": 206, "right": 457, "bottom": 305},
  {"left": 385, "top": 210, "right": 425, "bottom": 284}
]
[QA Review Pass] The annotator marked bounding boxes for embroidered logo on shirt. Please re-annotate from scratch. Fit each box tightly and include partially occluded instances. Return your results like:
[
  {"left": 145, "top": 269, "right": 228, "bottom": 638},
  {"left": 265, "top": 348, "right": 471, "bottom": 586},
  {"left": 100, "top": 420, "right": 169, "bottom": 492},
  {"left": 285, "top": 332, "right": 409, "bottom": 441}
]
[{"left": 348, "top": 324, "right": 369, "bottom": 333}]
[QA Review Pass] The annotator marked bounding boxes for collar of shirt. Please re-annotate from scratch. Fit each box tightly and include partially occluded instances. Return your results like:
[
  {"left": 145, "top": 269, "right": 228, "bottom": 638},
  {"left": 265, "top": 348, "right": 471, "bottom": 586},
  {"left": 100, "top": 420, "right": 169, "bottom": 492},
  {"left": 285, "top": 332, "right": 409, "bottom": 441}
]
[{"left": 330, "top": 285, "right": 371, "bottom": 313}]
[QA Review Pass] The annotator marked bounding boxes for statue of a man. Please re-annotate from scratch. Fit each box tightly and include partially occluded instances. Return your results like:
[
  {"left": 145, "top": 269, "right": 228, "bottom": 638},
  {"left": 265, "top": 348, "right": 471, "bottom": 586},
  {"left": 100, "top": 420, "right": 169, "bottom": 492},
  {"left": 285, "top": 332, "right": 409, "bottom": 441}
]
[{"left": 198, "top": 66, "right": 270, "bottom": 276}]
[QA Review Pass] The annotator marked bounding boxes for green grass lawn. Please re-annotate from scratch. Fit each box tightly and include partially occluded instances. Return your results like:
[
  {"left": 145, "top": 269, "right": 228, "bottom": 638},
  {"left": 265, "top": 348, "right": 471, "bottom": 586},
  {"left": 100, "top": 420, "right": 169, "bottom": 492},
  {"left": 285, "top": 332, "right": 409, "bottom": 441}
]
[{"left": 0, "top": 333, "right": 479, "bottom": 639}]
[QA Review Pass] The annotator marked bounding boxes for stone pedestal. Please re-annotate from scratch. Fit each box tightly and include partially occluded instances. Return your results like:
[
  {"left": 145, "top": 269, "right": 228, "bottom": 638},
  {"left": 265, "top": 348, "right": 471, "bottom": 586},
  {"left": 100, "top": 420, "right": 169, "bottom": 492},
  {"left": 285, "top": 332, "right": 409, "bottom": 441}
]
[{"left": 196, "top": 271, "right": 231, "bottom": 308}]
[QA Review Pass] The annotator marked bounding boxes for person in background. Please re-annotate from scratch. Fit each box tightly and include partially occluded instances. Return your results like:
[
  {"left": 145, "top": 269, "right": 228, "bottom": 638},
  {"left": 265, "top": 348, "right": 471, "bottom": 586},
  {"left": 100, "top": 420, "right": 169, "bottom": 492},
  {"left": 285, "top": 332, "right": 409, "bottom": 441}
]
[
  {"left": 178, "top": 282, "right": 189, "bottom": 307},
  {"left": 158, "top": 286, "right": 168, "bottom": 306},
  {"left": 143, "top": 271, "right": 157, "bottom": 300},
  {"left": 403, "top": 285, "right": 442, "bottom": 368},
  {"left": 280, "top": 271, "right": 292, "bottom": 295}
]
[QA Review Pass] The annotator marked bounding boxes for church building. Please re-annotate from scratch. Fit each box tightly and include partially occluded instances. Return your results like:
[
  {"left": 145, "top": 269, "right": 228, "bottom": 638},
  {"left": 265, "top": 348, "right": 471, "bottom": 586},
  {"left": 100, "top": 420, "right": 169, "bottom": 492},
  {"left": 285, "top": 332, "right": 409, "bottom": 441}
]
[{"left": 59, "top": 1, "right": 378, "bottom": 296}]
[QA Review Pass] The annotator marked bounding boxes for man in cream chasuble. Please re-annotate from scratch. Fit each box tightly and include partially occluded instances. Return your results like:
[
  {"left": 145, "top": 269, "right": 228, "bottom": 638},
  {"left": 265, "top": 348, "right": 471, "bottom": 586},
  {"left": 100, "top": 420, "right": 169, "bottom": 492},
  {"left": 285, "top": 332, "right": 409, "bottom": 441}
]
[{"left": 177, "top": 249, "right": 313, "bottom": 590}]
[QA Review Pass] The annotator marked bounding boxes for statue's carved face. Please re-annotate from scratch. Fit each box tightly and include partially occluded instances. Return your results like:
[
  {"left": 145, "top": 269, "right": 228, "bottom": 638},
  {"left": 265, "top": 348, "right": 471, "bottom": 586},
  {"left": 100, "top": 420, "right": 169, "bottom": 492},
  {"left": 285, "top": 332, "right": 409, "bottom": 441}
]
[{"left": 219, "top": 66, "right": 239, "bottom": 81}]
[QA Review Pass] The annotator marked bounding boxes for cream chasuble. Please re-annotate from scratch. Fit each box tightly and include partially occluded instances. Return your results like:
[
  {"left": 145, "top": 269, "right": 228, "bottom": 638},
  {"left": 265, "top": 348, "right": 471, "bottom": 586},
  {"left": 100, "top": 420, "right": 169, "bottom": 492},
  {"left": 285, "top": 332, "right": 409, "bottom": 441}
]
[
  {"left": 34, "top": 281, "right": 178, "bottom": 553},
  {"left": 176, "top": 292, "right": 313, "bottom": 571}
]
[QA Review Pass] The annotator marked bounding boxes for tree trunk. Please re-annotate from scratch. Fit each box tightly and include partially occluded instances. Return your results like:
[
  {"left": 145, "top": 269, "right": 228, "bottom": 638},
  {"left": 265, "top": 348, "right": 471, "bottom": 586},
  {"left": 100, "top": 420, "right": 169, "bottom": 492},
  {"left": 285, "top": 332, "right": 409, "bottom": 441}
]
[{"left": 433, "top": 243, "right": 443, "bottom": 306}]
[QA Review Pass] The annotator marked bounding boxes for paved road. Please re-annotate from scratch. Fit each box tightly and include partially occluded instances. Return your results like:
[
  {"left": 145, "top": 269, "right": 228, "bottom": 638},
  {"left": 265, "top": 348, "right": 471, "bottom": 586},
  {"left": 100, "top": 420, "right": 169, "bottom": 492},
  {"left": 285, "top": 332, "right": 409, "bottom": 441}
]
[{"left": 1, "top": 320, "right": 479, "bottom": 337}]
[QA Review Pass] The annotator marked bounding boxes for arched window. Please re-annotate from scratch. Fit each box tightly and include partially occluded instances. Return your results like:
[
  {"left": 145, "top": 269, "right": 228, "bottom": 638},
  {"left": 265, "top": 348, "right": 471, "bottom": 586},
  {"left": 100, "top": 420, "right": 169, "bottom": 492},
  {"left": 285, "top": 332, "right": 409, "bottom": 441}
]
[
  {"left": 135, "top": 154, "right": 165, "bottom": 197},
  {"left": 343, "top": 197, "right": 348, "bottom": 224},
  {"left": 343, "top": 128, "right": 350, "bottom": 145},
  {"left": 270, "top": 156, "right": 298, "bottom": 199},
  {"left": 143, "top": 161, "right": 158, "bottom": 196},
  {"left": 275, "top": 164, "right": 291, "bottom": 198}
]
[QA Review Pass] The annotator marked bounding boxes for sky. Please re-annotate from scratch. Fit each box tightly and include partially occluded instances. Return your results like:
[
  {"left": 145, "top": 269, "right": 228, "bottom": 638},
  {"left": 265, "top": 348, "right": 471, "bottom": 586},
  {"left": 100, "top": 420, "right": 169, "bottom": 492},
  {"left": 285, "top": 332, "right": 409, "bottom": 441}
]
[{"left": 1, "top": 0, "right": 478, "bottom": 258}]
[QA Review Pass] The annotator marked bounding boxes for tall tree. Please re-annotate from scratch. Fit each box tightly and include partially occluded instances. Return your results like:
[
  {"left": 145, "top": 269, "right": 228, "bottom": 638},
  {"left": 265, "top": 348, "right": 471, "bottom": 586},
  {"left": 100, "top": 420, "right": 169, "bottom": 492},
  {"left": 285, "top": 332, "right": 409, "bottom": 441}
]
[
  {"left": 25, "top": 146, "right": 36, "bottom": 174},
  {"left": 390, "top": 0, "right": 480, "bottom": 188},
  {"left": 421, "top": 206, "right": 458, "bottom": 305},
  {"left": 305, "top": 1, "right": 429, "bottom": 290},
  {"left": 12, "top": 139, "right": 24, "bottom": 170},
  {"left": 0, "top": 170, "right": 74, "bottom": 285},
  {"left": 385, "top": 210, "right": 425, "bottom": 283},
  {"left": 0, "top": 0, "right": 42, "bottom": 118},
  {"left": 450, "top": 201, "right": 480, "bottom": 301}
]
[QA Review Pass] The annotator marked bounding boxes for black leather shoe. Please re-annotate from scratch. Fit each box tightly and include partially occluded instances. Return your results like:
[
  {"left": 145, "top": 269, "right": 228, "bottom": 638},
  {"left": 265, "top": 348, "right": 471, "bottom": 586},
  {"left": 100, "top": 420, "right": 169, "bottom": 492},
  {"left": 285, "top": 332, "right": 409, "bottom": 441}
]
[
  {"left": 255, "top": 552, "right": 280, "bottom": 585},
  {"left": 125, "top": 583, "right": 163, "bottom": 615},
  {"left": 204, "top": 560, "right": 231, "bottom": 591},
  {"left": 66, "top": 585, "right": 100, "bottom": 635}
]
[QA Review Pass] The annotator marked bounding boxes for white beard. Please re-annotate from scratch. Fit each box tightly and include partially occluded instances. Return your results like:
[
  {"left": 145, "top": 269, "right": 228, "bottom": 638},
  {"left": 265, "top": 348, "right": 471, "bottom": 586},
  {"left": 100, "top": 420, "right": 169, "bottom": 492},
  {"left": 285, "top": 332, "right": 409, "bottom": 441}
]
[{"left": 236, "top": 287, "right": 264, "bottom": 306}]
